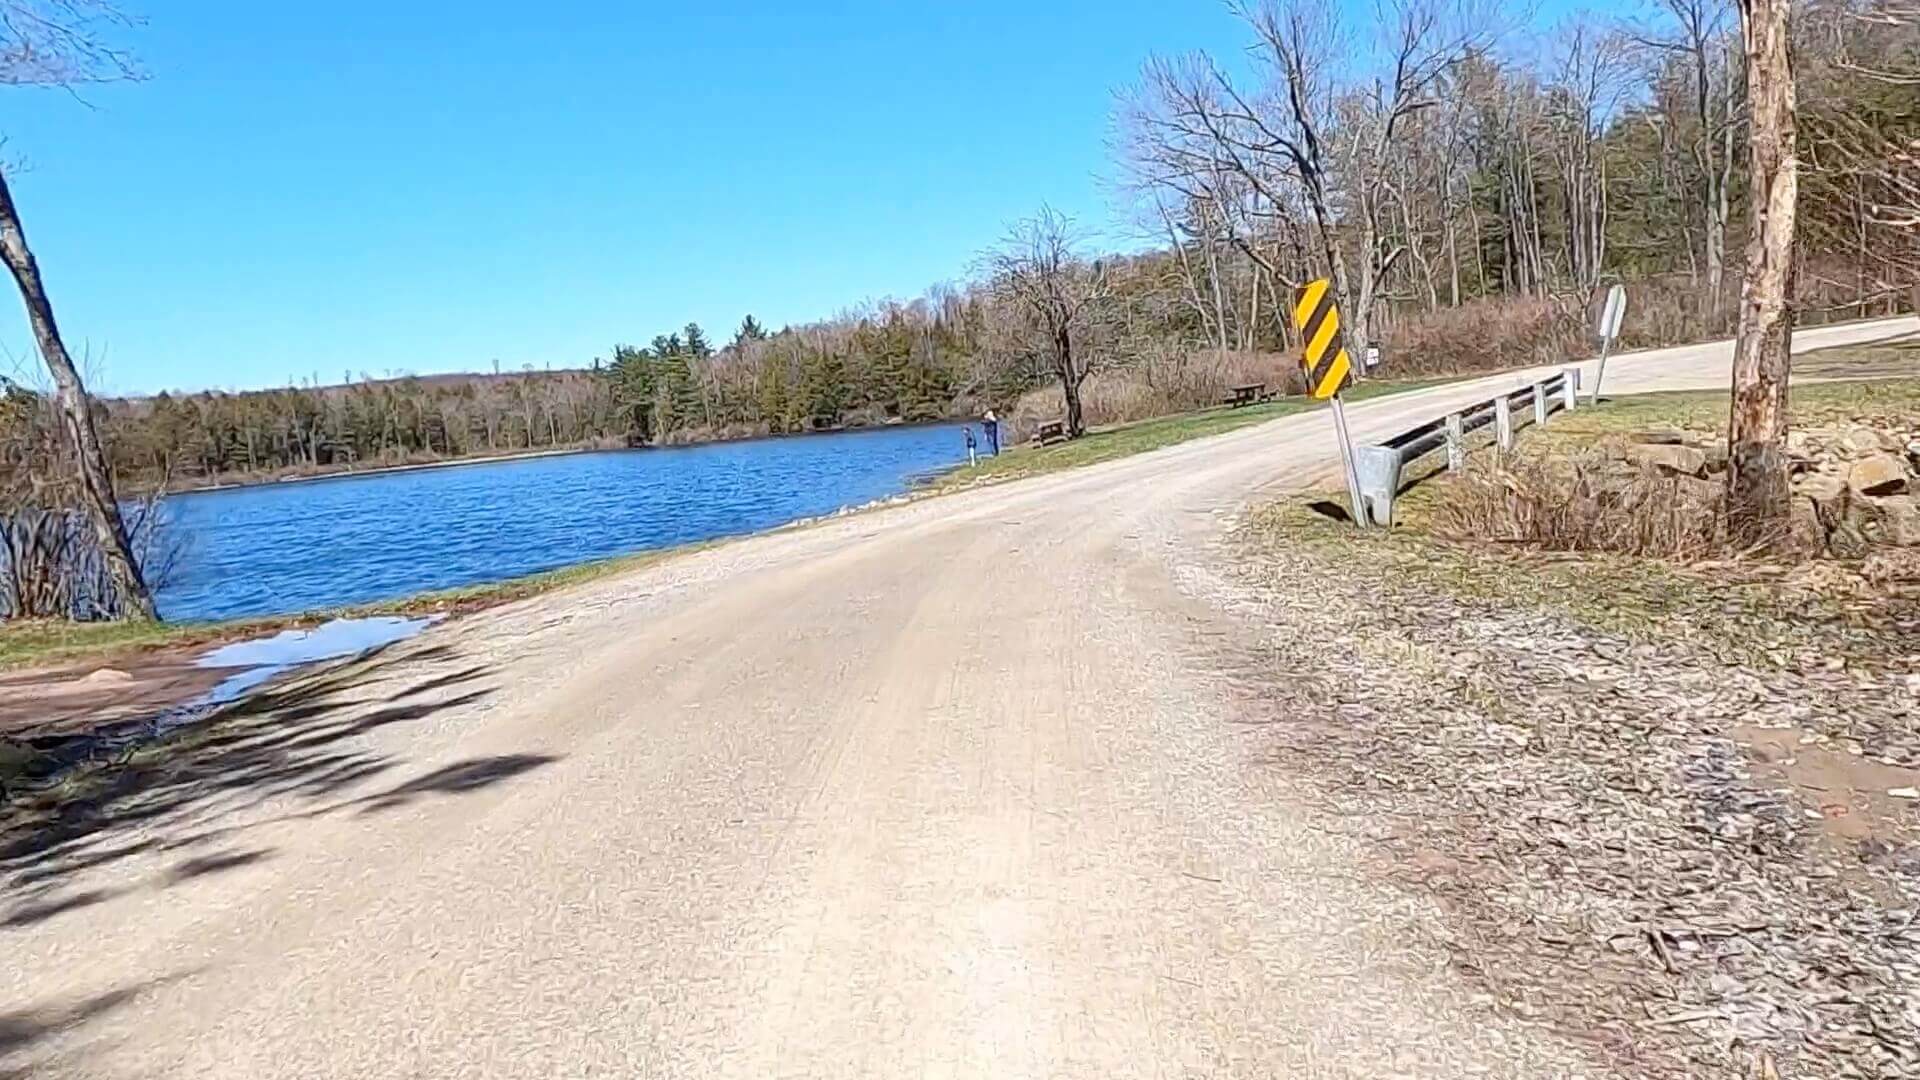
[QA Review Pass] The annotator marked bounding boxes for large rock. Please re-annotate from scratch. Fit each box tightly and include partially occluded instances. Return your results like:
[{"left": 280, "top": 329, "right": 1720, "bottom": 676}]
[
  {"left": 1627, "top": 443, "right": 1706, "bottom": 477},
  {"left": 1839, "top": 426, "right": 1887, "bottom": 455},
  {"left": 1874, "top": 495, "right": 1920, "bottom": 547},
  {"left": 1849, "top": 453, "right": 1911, "bottom": 497},
  {"left": 1793, "top": 473, "right": 1865, "bottom": 555},
  {"left": 1632, "top": 425, "right": 1687, "bottom": 446},
  {"left": 1797, "top": 471, "right": 1849, "bottom": 509}
]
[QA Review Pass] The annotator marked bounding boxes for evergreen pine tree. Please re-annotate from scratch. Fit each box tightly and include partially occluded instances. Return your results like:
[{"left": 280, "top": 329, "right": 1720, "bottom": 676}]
[
  {"left": 683, "top": 323, "right": 712, "bottom": 359},
  {"left": 733, "top": 315, "right": 768, "bottom": 348}
]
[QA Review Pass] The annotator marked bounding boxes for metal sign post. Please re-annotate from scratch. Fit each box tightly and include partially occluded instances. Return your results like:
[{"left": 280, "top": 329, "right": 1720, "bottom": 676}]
[
  {"left": 1327, "top": 394, "right": 1367, "bottom": 526},
  {"left": 1589, "top": 284, "right": 1627, "bottom": 405},
  {"left": 1292, "top": 279, "right": 1367, "bottom": 526}
]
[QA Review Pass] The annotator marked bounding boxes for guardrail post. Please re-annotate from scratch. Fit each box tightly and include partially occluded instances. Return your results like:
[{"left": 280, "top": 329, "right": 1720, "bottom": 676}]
[
  {"left": 1494, "top": 396, "right": 1513, "bottom": 452},
  {"left": 1445, "top": 413, "right": 1465, "bottom": 472},
  {"left": 1352, "top": 445, "right": 1402, "bottom": 528},
  {"left": 1533, "top": 382, "right": 1550, "bottom": 426},
  {"left": 1561, "top": 368, "right": 1579, "bottom": 411}
]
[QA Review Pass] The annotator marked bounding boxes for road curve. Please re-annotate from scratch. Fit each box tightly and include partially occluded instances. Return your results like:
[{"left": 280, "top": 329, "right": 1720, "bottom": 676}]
[{"left": 4, "top": 316, "right": 1913, "bottom": 1079}]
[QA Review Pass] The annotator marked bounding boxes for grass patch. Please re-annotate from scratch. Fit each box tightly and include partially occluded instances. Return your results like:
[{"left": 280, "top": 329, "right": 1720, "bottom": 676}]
[
  {"left": 932, "top": 375, "right": 1464, "bottom": 492},
  {"left": 1244, "top": 496, "right": 1899, "bottom": 670},
  {"left": 936, "top": 400, "right": 1311, "bottom": 488},
  {"left": 1795, "top": 335, "right": 1920, "bottom": 382},
  {"left": 1246, "top": 369, "right": 1920, "bottom": 669},
  {"left": 1560, "top": 371, "right": 1920, "bottom": 442},
  {"left": 342, "top": 543, "right": 693, "bottom": 618},
  {"left": 0, "top": 618, "right": 228, "bottom": 671},
  {"left": 0, "top": 543, "right": 697, "bottom": 674}
]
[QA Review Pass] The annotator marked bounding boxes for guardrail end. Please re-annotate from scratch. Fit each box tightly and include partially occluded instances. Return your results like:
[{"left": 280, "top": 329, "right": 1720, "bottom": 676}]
[{"left": 1353, "top": 445, "right": 1402, "bottom": 528}]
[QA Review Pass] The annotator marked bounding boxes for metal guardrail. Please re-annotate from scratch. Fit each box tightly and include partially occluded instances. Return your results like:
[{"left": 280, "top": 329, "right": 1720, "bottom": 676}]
[{"left": 1350, "top": 367, "right": 1583, "bottom": 527}]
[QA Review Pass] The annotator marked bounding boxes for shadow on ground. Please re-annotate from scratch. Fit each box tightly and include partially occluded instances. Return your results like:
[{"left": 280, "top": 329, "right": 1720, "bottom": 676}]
[
  {"left": 0, "top": 972, "right": 198, "bottom": 1078},
  {"left": 0, "top": 639, "right": 556, "bottom": 927}
]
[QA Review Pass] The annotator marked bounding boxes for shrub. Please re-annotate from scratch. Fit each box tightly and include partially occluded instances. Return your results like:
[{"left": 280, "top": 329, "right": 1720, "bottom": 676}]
[
  {"left": 0, "top": 504, "right": 172, "bottom": 621},
  {"left": 1432, "top": 451, "right": 1727, "bottom": 559},
  {"left": 1378, "top": 296, "right": 1587, "bottom": 376}
]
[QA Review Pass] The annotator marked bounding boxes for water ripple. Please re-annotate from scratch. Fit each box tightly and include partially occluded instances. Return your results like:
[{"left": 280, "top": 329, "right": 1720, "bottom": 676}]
[{"left": 153, "top": 424, "right": 969, "bottom": 621}]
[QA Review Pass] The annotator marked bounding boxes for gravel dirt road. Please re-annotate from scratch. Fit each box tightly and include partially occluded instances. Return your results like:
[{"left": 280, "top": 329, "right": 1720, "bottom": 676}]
[{"left": 3, "top": 316, "right": 1913, "bottom": 1079}]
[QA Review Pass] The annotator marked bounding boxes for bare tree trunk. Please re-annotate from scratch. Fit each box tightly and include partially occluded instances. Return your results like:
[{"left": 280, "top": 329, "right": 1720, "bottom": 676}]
[
  {"left": 1202, "top": 223, "right": 1231, "bottom": 350},
  {"left": 1726, "top": 0, "right": 1798, "bottom": 545},
  {"left": 1714, "top": 41, "right": 1737, "bottom": 323},
  {"left": 1244, "top": 262, "right": 1261, "bottom": 350},
  {"left": 0, "top": 165, "right": 155, "bottom": 620},
  {"left": 1058, "top": 329, "right": 1086, "bottom": 437},
  {"left": 1446, "top": 208, "right": 1463, "bottom": 305}
]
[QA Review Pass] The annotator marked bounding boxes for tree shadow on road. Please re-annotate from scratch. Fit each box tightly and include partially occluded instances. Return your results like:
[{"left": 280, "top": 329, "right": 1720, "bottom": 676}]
[
  {"left": 0, "top": 972, "right": 196, "bottom": 1077},
  {"left": 0, "top": 639, "right": 556, "bottom": 925}
]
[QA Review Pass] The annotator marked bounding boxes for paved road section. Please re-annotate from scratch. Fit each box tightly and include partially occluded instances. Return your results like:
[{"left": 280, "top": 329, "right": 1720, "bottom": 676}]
[{"left": 4, "top": 317, "right": 1913, "bottom": 1078}]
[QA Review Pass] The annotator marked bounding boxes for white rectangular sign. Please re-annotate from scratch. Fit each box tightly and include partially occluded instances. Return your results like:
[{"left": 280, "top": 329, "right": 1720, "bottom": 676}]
[{"left": 1597, "top": 284, "right": 1627, "bottom": 341}]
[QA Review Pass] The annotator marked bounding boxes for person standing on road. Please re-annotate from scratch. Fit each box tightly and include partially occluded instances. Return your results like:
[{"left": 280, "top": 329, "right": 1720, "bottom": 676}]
[{"left": 982, "top": 409, "right": 1000, "bottom": 456}]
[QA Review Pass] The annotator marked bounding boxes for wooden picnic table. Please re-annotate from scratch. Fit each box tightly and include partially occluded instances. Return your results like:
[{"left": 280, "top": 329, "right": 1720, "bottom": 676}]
[
  {"left": 1032, "top": 420, "right": 1067, "bottom": 445},
  {"left": 1224, "top": 383, "right": 1270, "bottom": 407}
]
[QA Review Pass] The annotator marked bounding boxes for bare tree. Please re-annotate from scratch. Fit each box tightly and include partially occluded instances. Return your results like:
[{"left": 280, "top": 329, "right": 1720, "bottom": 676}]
[
  {"left": 1232, "top": 1, "right": 1349, "bottom": 303},
  {"left": 981, "top": 208, "right": 1110, "bottom": 438},
  {"left": 1798, "top": 0, "right": 1920, "bottom": 309},
  {"left": 1126, "top": 0, "right": 1492, "bottom": 364},
  {"left": 1330, "top": 0, "right": 1498, "bottom": 360},
  {"left": 0, "top": 0, "right": 153, "bottom": 618},
  {"left": 1725, "top": 0, "right": 1798, "bottom": 543},
  {"left": 1545, "top": 20, "right": 1636, "bottom": 291},
  {"left": 1634, "top": 0, "right": 1740, "bottom": 314}
]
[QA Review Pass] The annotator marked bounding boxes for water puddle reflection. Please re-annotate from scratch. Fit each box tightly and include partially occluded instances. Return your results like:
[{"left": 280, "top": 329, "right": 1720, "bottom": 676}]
[{"left": 186, "top": 616, "right": 439, "bottom": 722}]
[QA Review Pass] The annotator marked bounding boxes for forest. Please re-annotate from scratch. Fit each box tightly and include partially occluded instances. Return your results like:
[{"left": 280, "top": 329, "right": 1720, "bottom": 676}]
[{"left": 3, "top": 0, "right": 1915, "bottom": 493}]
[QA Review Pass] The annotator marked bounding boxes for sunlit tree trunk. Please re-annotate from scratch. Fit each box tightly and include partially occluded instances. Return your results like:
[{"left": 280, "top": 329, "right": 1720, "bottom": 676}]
[
  {"left": 1726, "top": 0, "right": 1798, "bottom": 544},
  {"left": 0, "top": 165, "right": 155, "bottom": 620}
]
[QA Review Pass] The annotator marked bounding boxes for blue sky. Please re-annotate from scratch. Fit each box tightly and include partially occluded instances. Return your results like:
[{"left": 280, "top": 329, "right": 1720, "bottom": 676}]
[{"left": 0, "top": 1, "right": 1262, "bottom": 395}]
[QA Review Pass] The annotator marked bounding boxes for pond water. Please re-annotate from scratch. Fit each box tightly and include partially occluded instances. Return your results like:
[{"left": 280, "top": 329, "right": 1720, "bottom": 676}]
[{"left": 151, "top": 424, "right": 970, "bottom": 622}]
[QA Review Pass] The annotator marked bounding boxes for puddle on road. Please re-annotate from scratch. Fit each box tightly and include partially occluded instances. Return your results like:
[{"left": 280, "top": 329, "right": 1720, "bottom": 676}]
[
  {"left": 187, "top": 616, "right": 440, "bottom": 721},
  {"left": 197, "top": 615, "right": 436, "bottom": 673},
  {"left": 4, "top": 616, "right": 438, "bottom": 794}
]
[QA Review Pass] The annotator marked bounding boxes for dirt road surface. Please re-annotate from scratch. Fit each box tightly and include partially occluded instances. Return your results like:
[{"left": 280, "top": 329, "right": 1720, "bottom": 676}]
[{"left": 4, "top": 317, "right": 1914, "bottom": 1079}]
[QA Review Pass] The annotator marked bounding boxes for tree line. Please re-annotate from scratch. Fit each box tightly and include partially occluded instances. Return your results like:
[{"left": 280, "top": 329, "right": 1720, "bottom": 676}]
[
  {"left": 20, "top": 0, "right": 1918, "bottom": 493},
  {"left": 1114, "top": 0, "right": 1916, "bottom": 361},
  {"left": 2, "top": 0, "right": 1916, "bottom": 617}
]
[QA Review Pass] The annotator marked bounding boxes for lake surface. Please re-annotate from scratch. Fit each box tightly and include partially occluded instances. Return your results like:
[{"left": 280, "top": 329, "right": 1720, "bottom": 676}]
[{"left": 152, "top": 424, "right": 970, "bottom": 622}]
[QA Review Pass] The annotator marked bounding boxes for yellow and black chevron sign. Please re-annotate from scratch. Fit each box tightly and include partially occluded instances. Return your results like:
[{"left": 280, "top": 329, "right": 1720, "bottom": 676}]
[{"left": 1291, "top": 278, "right": 1354, "bottom": 401}]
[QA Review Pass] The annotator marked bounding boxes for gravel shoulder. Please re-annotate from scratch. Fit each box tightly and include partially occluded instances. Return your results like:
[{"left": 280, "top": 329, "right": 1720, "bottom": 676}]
[{"left": 1212, "top": 382, "right": 1920, "bottom": 1076}]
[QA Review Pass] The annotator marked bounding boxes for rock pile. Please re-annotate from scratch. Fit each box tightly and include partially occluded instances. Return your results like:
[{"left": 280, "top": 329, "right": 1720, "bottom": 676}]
[{"left": 1620, "top": 421, "right": 1920, "bottom": 552}]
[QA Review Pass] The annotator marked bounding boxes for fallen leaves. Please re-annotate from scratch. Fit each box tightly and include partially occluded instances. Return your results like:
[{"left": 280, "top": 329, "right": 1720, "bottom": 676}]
[{"left": 1221, "top": 509, "right": 1920, "bottom": 1079}]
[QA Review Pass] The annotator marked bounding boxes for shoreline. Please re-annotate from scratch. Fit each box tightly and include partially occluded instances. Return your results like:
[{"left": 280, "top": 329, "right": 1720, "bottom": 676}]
[{"left": 160, "top": 416, "right": 971, "bottom": 496}]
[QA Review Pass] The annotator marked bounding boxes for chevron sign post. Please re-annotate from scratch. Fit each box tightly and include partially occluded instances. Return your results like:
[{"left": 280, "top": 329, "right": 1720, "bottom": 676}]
[{"left": 1292, "top": 278, "right": 1368, "bottom": 526}]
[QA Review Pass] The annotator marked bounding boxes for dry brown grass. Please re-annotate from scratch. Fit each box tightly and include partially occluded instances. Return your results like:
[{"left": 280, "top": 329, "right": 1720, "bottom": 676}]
[
  {"left": 1432, "top": 451, "right": 1728, "bottom": 558},
  {"left": 1377, "top": 276, "right": 1904, "bottom": 379},
  {"left": 1380, "top": 296, "right": 1588, "bottom": 376},
  {"left": 1006, "top": 349, "right": 1298, "bottom": 439}
]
